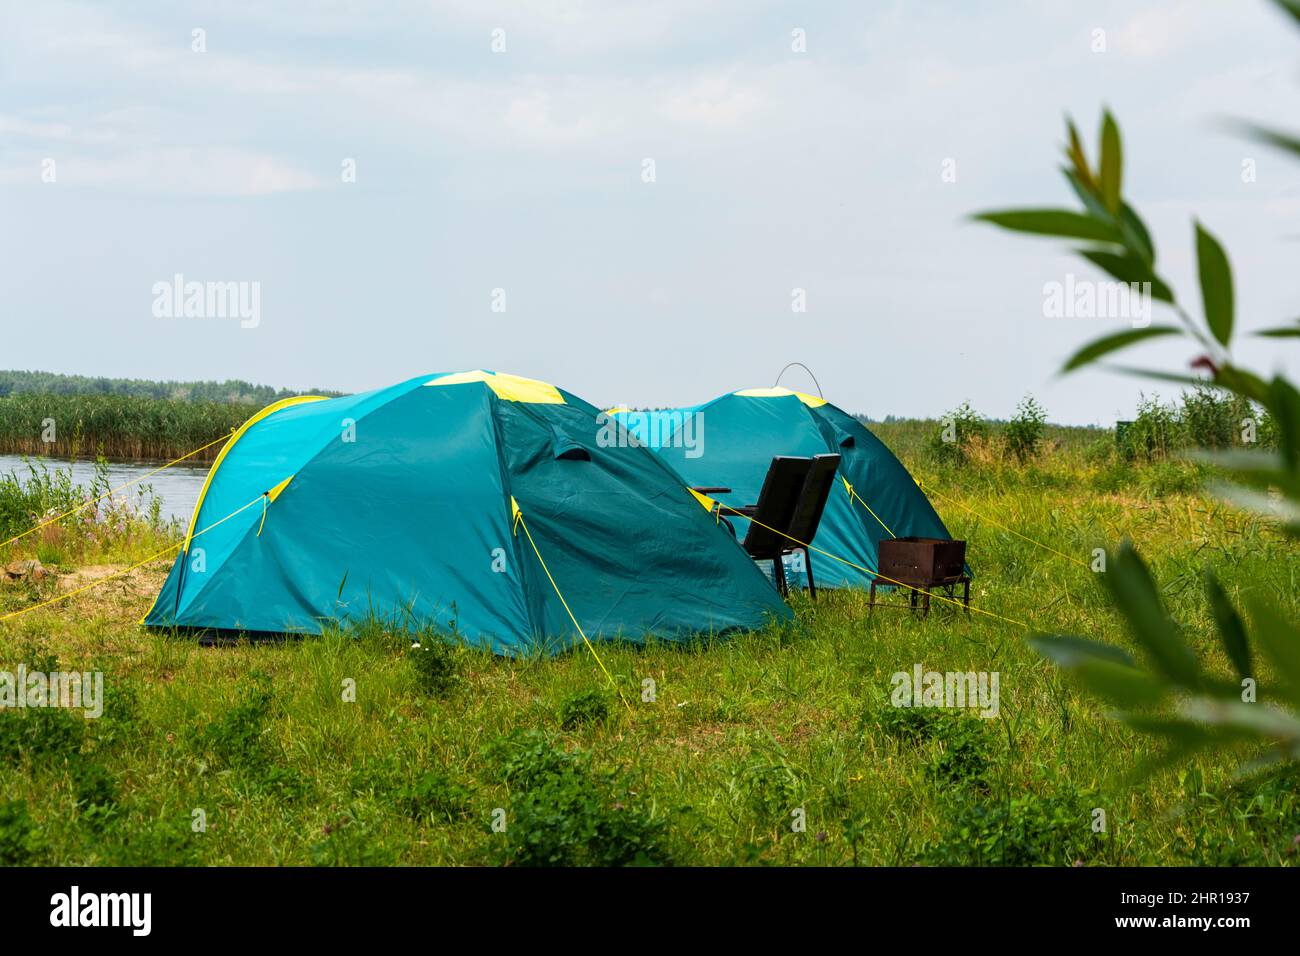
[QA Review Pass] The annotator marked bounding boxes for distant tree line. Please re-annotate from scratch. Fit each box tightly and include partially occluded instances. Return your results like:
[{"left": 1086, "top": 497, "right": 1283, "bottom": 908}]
[{"left": 0, "top": 370, "right": 342, "bottom": 404}]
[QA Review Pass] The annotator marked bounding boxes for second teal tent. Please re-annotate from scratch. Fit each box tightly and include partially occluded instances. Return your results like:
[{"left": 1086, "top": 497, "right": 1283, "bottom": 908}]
[{"left": 610, "top": 387, "right": 955, "bottom": 589}]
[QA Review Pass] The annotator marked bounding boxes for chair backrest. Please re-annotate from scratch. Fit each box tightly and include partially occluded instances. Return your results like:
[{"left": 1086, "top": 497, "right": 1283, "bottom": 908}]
[
  {"left": 786, "top": 453, "right": 841, "bottom": 545},
  {"left": 742, "top": 456, "right": 812, "bottom": 557}
]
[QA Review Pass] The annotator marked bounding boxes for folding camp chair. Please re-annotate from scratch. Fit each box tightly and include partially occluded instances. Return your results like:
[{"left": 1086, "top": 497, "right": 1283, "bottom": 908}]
[
  {"left": 726, "top": 454, "right": 840, "bottom": 598},
  {"left": 783, "top": 453, "right": 840, "bottom": 598}
]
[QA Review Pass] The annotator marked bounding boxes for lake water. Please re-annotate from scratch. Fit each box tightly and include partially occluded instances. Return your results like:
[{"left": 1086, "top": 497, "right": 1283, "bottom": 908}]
[{"left": 0, "top": 455, "right": 207, "bottom": 523}]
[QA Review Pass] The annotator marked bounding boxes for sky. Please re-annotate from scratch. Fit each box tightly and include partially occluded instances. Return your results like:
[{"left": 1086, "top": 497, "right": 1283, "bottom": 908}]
[{"left": 2, "top": 0, "right": 1299, "bottom": 424}]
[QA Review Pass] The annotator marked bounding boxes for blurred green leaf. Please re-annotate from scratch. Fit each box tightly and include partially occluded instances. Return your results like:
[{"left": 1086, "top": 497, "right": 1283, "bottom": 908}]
[
  {"left": 1245, "top": 597, "right": 1300, "bottom": 707},
  {"left": 1205, "top": 572, "right": 1252, "bottom": 680},
  {"left": 973, "top": 209, "right": 1122, "bottom": 242},
  {"left": 1214, "top": 363, "right": 1271, "bottom": 405},
  {"left": 1194, "top": 447, "right": 1290, "bottom": 475},
  {"left": 1267, "top": 375, "right": 1300, "bottom": 470},
  {"left": 1063, "top": 168, "right": 1111, "bottom": 221},
  {"left": 1099, "top": 112, "right": 1123, "bottom": 215},
  {"left": 1193, "top": 447, "right": 1300, "bottom": 499},
  {"left": 1122, "top": 712, "right": 1248, "bottom": 745},
  {"left": 1119, "top": 203, "right": 1156, "bottom": 266},
  {"left": 1209, "top": 482, "right": 1300, "bottom": 535},
  {"left": 1077, "top": 249, "right": 1173, "bottom": 302},
  {"left": 1064, "top": 117, "right": 1096, "bottom": 191},
  {"left": 1029, "top": 633, "right": 1136, "bottom": 667},
  {"left": 1239, "top": 121, "right": 1300, "bottom": 158},
  {"left": 1118, "top": 715, "right": 1220, "bottom": 777},
  {"left": 1104, "top": 543, "right": 1200, "bottom": 689},
  {"left": 1273, "top": 0, "right": 1300, "bottom": 27},
  {"left": 1030, "top": 635, "right": 1167, "bottom": 708},
  {"left": 1257, "top": 324, "right": 1300, "bottom": 338},
  {"left": 1179, "top": 698, "right": 1300, "bottom": 753},
  {"left": 1104, "top": 365, "right": 1213, "bottom": 388},
  {"left": 1062, "top": 327, "right": 1181, "bottom": 372},
  {"left": 1195, "top": 221, "right": 1234, "bottom": 346},
  {"left": 1123, "top": 717, "right": 1222, "bottom": 754}
]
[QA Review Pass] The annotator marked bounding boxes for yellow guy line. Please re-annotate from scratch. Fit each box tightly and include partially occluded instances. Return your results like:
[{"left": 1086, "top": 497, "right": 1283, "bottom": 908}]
[
  {"left": 0, "top": 492, "right": 264, "bottom": 624},
  {"left": 717, "top": 504, "right": 1030, "bottom": 630},
  {"left": 0, "top": 431, "right": 233, "bottom": 552},
  {"left": 512, "top": 500, "right": 633, "bottom": 712},
  {"left": 916, "top": 477, "right": 1088, "bottom": 570},
  {"left": 842, "top": 477, "right": 896, "bottom": 539}
]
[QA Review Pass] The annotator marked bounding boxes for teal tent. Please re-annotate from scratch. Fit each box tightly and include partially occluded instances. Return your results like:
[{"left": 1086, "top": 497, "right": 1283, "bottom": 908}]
[
  {"left": 610, "top": 387, "right": 954, "bottom": 589},
  {"left": 144, "top": 371, "right": 789, "bottom": 655}
]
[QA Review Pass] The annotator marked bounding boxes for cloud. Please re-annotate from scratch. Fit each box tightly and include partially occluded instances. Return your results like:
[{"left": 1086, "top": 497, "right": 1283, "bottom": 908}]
[
  {"left": 659, "top": 73, "right": 765, "bottom": 126},
  {"left": 0, "top": 115, "right": 82, "bottom": 141},
  {"left": 0, "top": 0, "right": 791, "bottom": 170},
  {"left": 1116, "top": 6, "right": 1198, "bottom": 57},
  {"left": 426, "top": 0, "right": 764, "bottom": 57},
  {"left": 0, "top": 148, "right": 323, "bottom": 195}
]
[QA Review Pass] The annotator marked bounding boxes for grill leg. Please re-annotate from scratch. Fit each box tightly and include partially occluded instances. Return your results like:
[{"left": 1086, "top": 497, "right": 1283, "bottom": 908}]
[
  {"left": 805, "top": 548, "right": 816, "bottom": 600},
  {"left": 869, "top": 580, "right": 876, "bottom": 615},
  {"left": 773, "top": 555, "right": 788, "bottom": 598},
  {"left": 922, "top": 589, "right": 932, "bottom": 619},
  {"left": 963, "top": 577, "right": 970, "bottom": 617}
]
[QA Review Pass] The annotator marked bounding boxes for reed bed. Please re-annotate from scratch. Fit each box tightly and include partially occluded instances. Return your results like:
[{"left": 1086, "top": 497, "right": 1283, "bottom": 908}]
[{"left": 0, "top": 395, "right": 252, "bottom": 462}]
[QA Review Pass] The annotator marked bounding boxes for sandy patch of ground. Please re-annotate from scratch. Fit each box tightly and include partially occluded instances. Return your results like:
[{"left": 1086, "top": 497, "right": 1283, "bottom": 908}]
[
  {"left": 26, "top": 562, "right": 171, "bottom": 623},
  {"left": 57, "top": 563, "right": 158, "bottom": 594}
]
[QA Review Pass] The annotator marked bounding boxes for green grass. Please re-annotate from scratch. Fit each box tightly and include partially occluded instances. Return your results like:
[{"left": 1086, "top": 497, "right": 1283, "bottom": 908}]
[
  {"left": 0, "top": 456, "right": 178, "bottom": 567},
  {"left": 0, "top": 424, "right": 1297, "bottom": 866}
]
